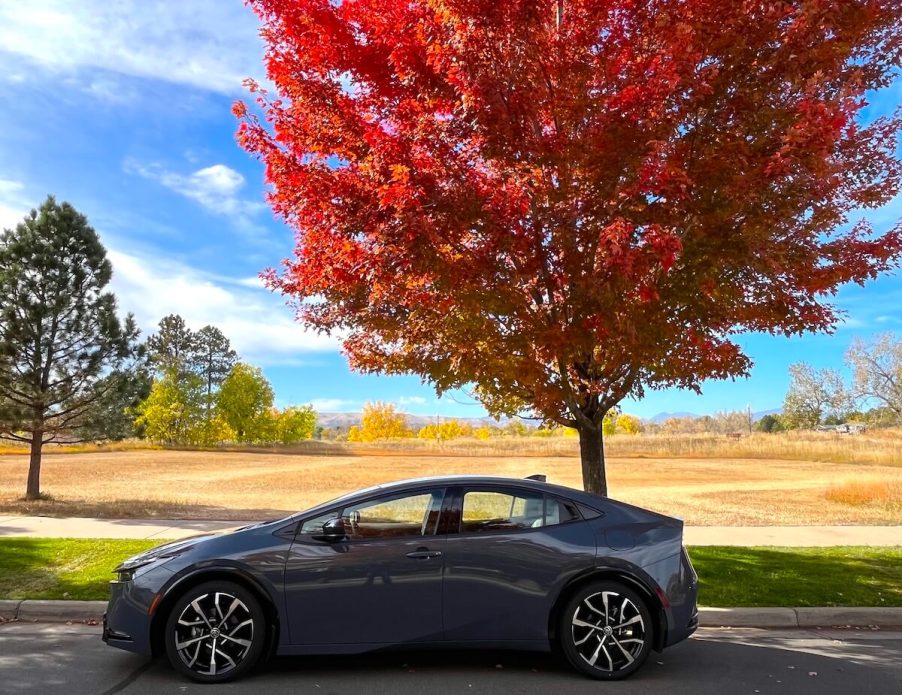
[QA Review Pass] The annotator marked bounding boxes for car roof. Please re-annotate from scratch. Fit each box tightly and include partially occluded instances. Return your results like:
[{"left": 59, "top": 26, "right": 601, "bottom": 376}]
[
  {"left": 266, "top": 473, "right": 675, "bottom": 530},
  {"left": 316, "top": 474, "right": 604, "bottom": 509}
]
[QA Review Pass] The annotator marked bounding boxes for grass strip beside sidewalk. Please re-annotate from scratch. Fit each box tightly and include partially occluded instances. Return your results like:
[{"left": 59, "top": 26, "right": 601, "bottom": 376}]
[
  {"left": 0, "top": 539, "right": 899, "bottom": 607},
  {"left": 0, "top": 538, "right": 158, "bottom": 601},
  {"left": 689, "top": 546, "right": 902, "bottom": 607}
]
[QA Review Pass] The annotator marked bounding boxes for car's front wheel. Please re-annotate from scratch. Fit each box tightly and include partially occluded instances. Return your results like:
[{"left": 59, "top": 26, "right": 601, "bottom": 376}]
[
  {"left": 164, "top": 580, "right": 266, "bottom": 683},
  {"left": 559, "top": 580, "right": 653, "bottom": 680}
]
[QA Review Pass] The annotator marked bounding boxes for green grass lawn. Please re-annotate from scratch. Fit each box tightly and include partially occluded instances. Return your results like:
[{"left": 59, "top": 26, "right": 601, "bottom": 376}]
[
  {"left": 0, "top": 538, "right": 158, "bottom": 601},
  {"left": 0, "top": 539, "right": 899, "bottom": 606},
  {"left": 689, "top": 546, "right": 902, "bottom": 607}
]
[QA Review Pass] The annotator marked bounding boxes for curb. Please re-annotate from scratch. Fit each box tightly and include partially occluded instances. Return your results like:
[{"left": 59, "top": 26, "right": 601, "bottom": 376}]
[
  {"left": 2, "top": 601, "right": 901, "bottom": 628},
  {"left": 1, "top": 600, "right": 107, "bottom": 623},
  {"left": 698, "top": 607, "right": 902, "bottom": 629}
]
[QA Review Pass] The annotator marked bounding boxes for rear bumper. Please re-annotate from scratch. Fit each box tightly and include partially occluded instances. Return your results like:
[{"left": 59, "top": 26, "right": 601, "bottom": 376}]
[
  {"left": 666, "top": 606, "right": 698, "bottom": 646},
  {"left": 664, "top": 547, "right": 699, "bottom": 647}
]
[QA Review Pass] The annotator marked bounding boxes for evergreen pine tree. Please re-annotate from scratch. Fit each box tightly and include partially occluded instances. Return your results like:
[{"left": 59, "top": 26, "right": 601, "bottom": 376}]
[{"left": 0, "top": 196, "right": 140, "bottom": 499}]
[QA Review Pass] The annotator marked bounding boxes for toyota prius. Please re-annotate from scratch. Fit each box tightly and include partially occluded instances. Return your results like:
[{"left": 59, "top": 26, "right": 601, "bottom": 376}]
[{"left": 103, "top": 475, "right": 698, "bottom": 682}]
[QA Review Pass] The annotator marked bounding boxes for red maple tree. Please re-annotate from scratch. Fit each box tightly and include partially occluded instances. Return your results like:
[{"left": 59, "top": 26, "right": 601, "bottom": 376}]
[{"left": 238, "top": 0, "right": 902, "bottom": 495}]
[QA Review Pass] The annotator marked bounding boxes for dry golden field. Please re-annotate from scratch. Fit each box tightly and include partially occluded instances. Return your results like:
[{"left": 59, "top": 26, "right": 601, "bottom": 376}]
[{"left": 0, "top": 445, "right": 900, "bottom": 525}]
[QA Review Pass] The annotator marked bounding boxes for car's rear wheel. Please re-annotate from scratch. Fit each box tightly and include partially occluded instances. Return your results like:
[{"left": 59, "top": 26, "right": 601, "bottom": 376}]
[
  {"left": 164, "top": 580, "right": 266, "bottom": 683},
  {"left": 559, "top": 580, "right": 653, "bottom": 680}
]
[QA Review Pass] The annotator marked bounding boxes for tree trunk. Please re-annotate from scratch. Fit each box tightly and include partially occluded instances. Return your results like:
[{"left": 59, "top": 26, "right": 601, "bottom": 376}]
[
  {"left": 577, "top": 421, "right": 608, "bottom": 496},
  {"left": 25, "top": 430, "right": 43, "bottom": 501},
  {"left": 206, "top": 363, "right": 213, "bottom": 422}
]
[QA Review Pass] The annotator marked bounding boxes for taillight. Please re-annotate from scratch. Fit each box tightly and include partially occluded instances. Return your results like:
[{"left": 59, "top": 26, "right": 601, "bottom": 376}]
[{"left": 681, "top": 546, "right": 698, "bottom": 584}]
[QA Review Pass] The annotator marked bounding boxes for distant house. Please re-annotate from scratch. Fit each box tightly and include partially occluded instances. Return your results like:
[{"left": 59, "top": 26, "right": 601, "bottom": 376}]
[{"left": 816, "top": 423, "right": 866, "bottom": 434}]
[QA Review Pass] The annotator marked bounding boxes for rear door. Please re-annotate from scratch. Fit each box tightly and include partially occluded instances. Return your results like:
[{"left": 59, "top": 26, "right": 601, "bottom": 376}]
[
  {"left": 284, "top": 487, "right": 447, "bottom": 647},
  {"left": 440, "top": 485, "right": 597, "bottom": 643}
]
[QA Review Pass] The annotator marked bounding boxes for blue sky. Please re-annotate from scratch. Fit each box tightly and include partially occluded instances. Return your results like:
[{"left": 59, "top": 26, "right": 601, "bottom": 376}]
[{"left": 0, "top": 1, "right": 899, "bottom": 421}]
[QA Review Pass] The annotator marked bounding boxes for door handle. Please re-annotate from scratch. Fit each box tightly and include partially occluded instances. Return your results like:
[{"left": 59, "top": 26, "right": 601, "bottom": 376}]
[{"left": 406, "top": 549, "right": 443, "bottom": 560}]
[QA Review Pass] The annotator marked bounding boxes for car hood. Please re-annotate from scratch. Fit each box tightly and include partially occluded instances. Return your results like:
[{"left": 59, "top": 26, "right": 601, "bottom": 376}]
[
  {"left": 114, "top": 515, "right": 294, "bottom": 571},
  {"left": 114, "top": 534, "right": 219, "bottom": 571}
]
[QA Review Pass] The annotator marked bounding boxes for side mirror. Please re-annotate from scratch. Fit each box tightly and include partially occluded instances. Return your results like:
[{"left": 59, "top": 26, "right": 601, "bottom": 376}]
[{"left": 315, "top": 517, "right": 347, "bottom": 543}]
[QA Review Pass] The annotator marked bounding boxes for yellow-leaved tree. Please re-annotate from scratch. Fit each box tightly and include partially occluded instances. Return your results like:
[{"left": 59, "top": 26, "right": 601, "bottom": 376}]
[
  {"left": 616, "top": 414, "right": 643, "bottom": 435},
  {"left": 418, "top": 420, "right": 474, "bottom": 441},
  {"left": 349, "top": 402, "right": 412, "bottom": 441}
]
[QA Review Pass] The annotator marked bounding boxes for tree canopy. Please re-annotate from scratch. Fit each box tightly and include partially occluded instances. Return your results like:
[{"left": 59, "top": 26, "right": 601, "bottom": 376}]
[
  {"left": 348, "top": 402, "right": 411, "bottom": 441},
  {"left": 146, "top": 314, "right": 197, "bottom": 375},
  {"left": 782, "top": 363, "right": 849, "bottom": 429},
  {"left": 146, "top": 315, "right": 237, "bottom": 403},
  {"left": 136, "top": 369, "right": 210, "bottom": 446},
  {"left": 217, "top": 362, "right": 276, "bottom": 443},
  {"left": 240, "top": 0, "right": 902, "bottom": 494},
  {"left": 847, "top": 333, "right": 902, "bottom": 423},
  {"left": 138, "top": 320, "right": 316, "bottom": 446}
]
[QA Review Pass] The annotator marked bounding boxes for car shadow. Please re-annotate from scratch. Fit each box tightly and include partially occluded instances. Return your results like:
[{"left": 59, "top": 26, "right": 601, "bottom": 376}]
[
  {"left": 265, "top": 647, "right": 564, "bottom": 676},
  {"left": 10, "top": 628, "right": 891, "bottom": 695}
]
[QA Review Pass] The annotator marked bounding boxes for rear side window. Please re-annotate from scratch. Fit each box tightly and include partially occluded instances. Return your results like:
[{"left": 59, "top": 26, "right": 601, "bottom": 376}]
[
  {"left": 460, "top": 491, "right": 582, "bottom": 533},
  {"left": 546, "top": 497, "right": 582, "bottom": 525}
]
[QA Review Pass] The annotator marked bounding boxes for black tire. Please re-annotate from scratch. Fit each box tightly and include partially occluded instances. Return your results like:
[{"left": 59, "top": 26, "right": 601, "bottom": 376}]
[
  {"left": 164, "top": 580, "right": 267, "bottom": 683},
  {"left": 558, "top": 580, "right": 653, "bottom": 680}
]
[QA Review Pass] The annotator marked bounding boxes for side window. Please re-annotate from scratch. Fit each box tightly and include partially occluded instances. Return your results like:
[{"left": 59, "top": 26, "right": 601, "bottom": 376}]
[
  {"left": 461, "top": 490, "right": 545, "bottom": 533},
  {"left": 545, "top": 497, "right": 582, "bottom": 526},
  {"left": 300, "top": 511, "right": 339, "bottom": 535},
  {"left": 343, "top": 489, "right": 444, "bottom": 540}
]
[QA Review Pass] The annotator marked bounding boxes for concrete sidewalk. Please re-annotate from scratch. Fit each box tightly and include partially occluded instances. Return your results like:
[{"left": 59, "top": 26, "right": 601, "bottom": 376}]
[
  {"left": 0, "top": 516, "right": 245, "bottom": 539},
  {"left": 0, "top": 515, "right": 899, "bottom": 545}
]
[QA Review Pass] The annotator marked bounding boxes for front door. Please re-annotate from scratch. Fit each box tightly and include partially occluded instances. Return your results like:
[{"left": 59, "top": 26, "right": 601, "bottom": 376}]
[{"left": 284, "top": 487, "right": 446, "bottom": 647}]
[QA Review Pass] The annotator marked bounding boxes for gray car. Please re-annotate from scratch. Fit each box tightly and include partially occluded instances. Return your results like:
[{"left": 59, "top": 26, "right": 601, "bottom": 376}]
[{"left": 103, "top": 475, "right": 698, "bottom": 683}]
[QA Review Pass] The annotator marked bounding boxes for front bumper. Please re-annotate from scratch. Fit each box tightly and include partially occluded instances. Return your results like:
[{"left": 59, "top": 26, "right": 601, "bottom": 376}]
[
  {"left": 101, "top": 612, "right": 133, "bottom": 645},
  {"left": 103, "top": 579, "right": 155, "bottom": 655}
]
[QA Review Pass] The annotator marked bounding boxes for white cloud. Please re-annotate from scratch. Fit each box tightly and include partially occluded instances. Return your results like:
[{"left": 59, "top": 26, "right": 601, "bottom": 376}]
[
  {"left": 77, "top": 76, "right": 138, "bottom": 104},
  {"left": 107, "top": 248, "right": 340, "bottom": 362},
  {"left": 837, "top": 316, "right": 867, "bottom": 330},
  {"left": 236, "top": 276, "right": 267, "bottom": 289},
  {"left": 0, "top": 1, "right": 265, "bottom": 94},
  {"left": 125, "top": 160, "right": 265, "bottom": 225},
  {"left": 309, "top": 398, "right": 358, "bottom": 412},
  {"left": 398, "top": 396, "right": 428, "bottom": 406},
  {"left": 0, "top": 179, "right": 30, "bottom": 230}
]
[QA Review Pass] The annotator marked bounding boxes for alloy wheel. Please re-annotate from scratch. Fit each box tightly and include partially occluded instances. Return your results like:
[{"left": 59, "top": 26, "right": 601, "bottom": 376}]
[
  {"left": 570, "top": 589, "right": 647, "bottom": 674},
  {"left": 557, "top": 580, "right": 655, "bottom": 681},
  {"left": 172, "top": 590, "right": 255, "bottom": 677}
]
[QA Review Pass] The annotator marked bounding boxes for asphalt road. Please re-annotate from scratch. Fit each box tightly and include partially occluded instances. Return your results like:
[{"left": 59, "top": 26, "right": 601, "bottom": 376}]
[{"left": 0, "top": 624, "right": 899, "bottom": 695}]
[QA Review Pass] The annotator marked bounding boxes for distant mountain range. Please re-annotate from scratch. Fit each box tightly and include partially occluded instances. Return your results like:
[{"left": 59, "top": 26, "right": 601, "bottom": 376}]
[{"left": 646, "top": 411, "right": 698, "bottom": 423}]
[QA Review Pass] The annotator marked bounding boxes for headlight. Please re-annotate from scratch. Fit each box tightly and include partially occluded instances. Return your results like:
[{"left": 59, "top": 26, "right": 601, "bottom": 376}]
[
  {"left": 115, "top": 558, "right": 162, "bottom": 582},
  {"left": 113, "top": 538, "right": 204, "bottom": 581}
]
